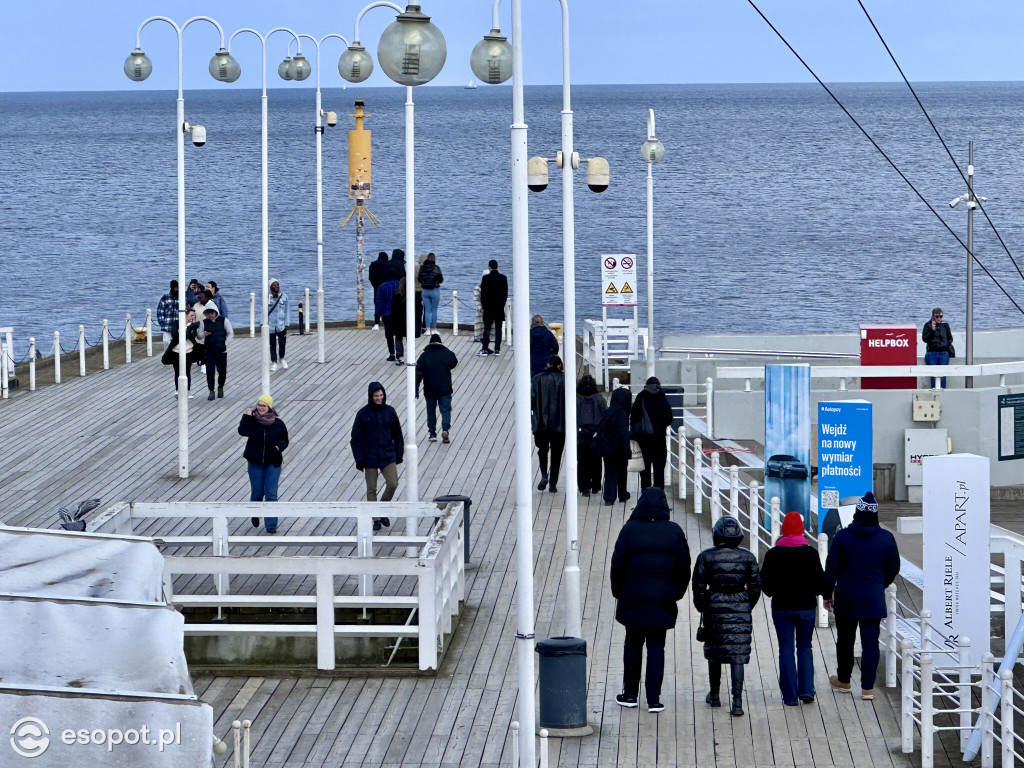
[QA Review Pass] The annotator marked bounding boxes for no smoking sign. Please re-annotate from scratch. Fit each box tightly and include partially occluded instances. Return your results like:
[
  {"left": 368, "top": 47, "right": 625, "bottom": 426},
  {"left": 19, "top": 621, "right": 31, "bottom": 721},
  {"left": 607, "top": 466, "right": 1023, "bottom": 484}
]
[{"left": 600, "top": 253, "right": 637, "bottom": 307}]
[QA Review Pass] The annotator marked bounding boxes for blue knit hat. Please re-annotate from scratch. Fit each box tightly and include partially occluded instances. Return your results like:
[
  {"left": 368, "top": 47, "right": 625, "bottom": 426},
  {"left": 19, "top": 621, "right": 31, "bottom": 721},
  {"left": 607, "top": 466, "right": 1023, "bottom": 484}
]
[{"left": 856, "top": 492, "right": 878, "bottom": 514}]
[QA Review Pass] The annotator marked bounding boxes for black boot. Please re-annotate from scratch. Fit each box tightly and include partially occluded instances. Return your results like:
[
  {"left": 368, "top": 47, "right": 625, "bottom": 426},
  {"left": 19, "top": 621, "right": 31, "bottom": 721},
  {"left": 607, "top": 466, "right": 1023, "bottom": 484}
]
[
  {"left": 537, "top": 473, "right": 549, "bottom": 491},
  {"left": 706, "top": 662, "right": 722, "bottom": 707},
  {"left": 730, "top": 662, "right": 745, "bottom": 717}
]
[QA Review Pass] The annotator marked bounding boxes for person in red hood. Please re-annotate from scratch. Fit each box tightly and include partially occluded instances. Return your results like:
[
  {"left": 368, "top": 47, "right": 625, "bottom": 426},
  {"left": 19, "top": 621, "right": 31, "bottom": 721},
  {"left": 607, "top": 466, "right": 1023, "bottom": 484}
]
[{"left": 760, "top": 512, "right": 824, "bottom": 706}]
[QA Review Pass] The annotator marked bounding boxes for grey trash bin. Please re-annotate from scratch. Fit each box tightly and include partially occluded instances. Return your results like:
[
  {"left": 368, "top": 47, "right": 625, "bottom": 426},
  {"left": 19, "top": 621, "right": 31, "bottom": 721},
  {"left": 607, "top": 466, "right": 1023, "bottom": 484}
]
[{"left": 536, "top": 636, "right": 587, "bottom": 729}]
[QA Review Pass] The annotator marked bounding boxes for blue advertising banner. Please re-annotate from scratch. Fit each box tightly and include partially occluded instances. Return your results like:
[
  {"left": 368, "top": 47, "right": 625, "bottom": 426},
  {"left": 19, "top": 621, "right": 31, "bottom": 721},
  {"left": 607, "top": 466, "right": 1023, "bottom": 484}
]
[
  {"left": 818, "top": 401, "right": 873, "bottom": 532},
  {"left": 764, "top": 365, "right": 812, "bottom": 529}
]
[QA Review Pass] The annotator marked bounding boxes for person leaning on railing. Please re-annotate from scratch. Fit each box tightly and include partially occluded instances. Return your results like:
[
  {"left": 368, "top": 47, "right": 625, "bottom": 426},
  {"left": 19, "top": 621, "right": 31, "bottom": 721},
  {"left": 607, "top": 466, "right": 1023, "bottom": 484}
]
[{"left": 922, "top": 307, "right": 953, "bottom": 388}]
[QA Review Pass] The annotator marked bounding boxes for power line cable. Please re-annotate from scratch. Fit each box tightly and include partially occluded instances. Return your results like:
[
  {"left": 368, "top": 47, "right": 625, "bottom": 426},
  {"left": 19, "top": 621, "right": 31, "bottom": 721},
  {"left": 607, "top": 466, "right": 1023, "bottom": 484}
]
[
  {"left": 744, "top": 0, "right": 1024, "bottom": 316},
  {"left": 855, "top": 0, "right": 1024, "bottom": 285}
]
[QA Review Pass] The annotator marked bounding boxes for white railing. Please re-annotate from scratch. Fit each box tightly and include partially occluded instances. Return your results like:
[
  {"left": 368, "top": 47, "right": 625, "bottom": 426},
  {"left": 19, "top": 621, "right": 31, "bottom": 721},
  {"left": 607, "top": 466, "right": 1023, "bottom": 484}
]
[
  {"left": 718, "top": 360, "right": 1024, "bottom": 391},
  {"left": 583, "top": 319, "right": 649, "bottom": 388},
  {"left": 120, "top": 501, "right": 465, "bottom": 672}
]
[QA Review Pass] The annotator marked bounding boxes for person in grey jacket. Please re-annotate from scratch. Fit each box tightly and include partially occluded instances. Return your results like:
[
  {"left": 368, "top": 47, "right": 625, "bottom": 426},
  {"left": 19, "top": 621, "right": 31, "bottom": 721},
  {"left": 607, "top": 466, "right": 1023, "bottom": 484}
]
[
  {"left": 531, "top": 355, "right": 565, "bottom": 492},
  {"left": 693, "top": 516, "right": 762, "bottom": 717},
  {"left": 268, "top": 278, "right": 290, "bottom": 371}
]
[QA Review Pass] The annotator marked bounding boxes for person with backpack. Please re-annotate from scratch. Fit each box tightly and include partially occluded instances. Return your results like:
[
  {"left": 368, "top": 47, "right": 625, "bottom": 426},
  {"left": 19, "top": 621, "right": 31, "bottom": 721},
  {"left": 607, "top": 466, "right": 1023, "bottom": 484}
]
[
  {"left": 576, "top": 374, "right": 606, "bottom": 496},
  {"left": 268, "top": 278, "right": 289, "bottom": 371},
  {"left": 593, "top": 386, "right": 632, "bottom": 506},
  {"left": 631, "top": 376, "right": 675, "bottom": 489}
]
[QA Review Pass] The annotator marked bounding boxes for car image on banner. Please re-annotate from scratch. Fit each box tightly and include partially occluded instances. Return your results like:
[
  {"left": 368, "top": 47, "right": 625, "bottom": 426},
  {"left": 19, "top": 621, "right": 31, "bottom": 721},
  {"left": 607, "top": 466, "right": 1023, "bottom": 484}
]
[{"left": 764, "top": 365, "right": 812, "bottom": 529}]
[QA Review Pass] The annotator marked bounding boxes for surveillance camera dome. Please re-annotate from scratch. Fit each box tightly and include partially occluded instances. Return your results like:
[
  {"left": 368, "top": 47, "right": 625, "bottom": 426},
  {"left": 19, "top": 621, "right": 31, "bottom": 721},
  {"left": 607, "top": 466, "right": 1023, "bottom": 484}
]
[{"left": 191, "top": 125, "right": 207, "bottom": 147}]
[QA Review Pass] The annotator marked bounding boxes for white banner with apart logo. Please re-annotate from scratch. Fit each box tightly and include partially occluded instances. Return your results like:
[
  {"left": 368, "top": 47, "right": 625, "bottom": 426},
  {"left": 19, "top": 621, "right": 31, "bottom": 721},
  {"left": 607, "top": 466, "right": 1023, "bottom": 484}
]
[
  {"left": 922, "top": 453, "right": 991, "bottom": 667},
  {"left": 600, "top": 254, "right": 637, "bottom": 307}
]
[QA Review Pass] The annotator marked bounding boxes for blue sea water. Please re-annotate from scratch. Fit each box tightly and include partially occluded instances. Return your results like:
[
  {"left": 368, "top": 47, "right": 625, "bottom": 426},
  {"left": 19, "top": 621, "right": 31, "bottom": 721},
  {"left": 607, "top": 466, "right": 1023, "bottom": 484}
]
[{"left": 4, "top": 81, "right": 1024, "bottom": 359}]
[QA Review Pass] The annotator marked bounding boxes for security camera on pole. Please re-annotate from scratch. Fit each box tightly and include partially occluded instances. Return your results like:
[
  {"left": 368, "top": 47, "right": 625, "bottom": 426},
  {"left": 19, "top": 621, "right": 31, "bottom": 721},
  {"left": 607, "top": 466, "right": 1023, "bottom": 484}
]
[{"left": 948, "top": 141, "right": 985, "bottom": 389}]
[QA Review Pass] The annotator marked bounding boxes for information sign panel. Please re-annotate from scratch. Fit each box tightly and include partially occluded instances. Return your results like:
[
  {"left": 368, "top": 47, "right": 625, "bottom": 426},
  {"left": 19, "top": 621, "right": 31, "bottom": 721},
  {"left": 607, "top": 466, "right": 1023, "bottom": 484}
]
[
  {"left": 601, "top": 254, "right": 637, "bottom": 307},
  {"left": 998, "top": 393, "right": 1024, "bottom": 461}
]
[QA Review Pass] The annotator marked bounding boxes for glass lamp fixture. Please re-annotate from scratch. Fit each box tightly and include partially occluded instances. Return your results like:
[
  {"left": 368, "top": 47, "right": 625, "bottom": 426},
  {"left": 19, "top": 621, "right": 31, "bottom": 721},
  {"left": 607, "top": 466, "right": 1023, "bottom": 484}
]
[
  {"left": 209, "top": 49, "right": 241, "bottom": 82},
  {"left": 470, "top": 30, "right": 512, "bottom": 84},
  {"left": 123, "top": 48, "right": 153, "bottom": 81},
  {"left": 377, "top": 4, "right": 446, "bottom": 86},
  {"left": 288, "top": 53, "right": 311, "bottom": 81},
  {"left": 640, "top": 138, "right": 665, "bottom": 164},
  {"left": 338, "top": 45, "right": 374, "bottom": 82},
  {"left": 278, "top": 57, "right": 294, "bottom": 81}
]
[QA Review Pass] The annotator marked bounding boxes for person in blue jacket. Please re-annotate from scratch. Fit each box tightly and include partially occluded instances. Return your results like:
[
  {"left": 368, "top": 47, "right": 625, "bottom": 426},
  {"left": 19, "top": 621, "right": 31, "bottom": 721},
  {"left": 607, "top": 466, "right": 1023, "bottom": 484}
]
[
  {"left": 529, "top": 315, "right": 559, "bottom": 378},
  {"left": 350, "top": 381, "right": 404, "bottom": 531},
  {"left": 822, "top": 491, "right": 900, "bottom": 700}
]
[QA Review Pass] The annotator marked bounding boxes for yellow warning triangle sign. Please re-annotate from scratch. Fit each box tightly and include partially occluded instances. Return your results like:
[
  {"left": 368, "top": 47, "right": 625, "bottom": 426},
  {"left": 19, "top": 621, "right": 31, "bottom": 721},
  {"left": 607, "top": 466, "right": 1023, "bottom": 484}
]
[
  {"left": 620, "top": 282, "right": 634, "bottom": 294},
  {"left": 605, "top": 283, "right": 618, "bottom": 294}
]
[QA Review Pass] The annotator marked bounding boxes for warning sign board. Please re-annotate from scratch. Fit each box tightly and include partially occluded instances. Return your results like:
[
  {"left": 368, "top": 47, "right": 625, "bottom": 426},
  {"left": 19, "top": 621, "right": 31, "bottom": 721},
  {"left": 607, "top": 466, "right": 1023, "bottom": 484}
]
[{"left": 601, "top": 254, "right": 637, "bottom": 307}]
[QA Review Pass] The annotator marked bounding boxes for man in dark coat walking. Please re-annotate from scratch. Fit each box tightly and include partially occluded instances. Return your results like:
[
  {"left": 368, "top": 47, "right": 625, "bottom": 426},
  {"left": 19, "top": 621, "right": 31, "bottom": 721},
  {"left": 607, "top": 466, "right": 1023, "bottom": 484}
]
[
  {"left": 823, "top": 491, "right": 900, "bottom": 700},
  {"left": 630, "top": 376, "right": 675, "bottom": 489},
  {"left": 350, "top": 381, "right": 404, "bottom": 531},
  {"left": 531, "top": 355, "right": 565, "bottom": 492},
  {"left": 529, "top": 315, "right": 559, "bottom": 378},
  {"left": 368, "top": 251, "right": 390, "bottom": 329},
  {"left": 693, "top": 516, "right": 762, "bottom": 717},
  {"left": 416, "top": 333, "right": 458, "bottom": 443},
  {"left": 478, "top": 259, "right": 508, "bottom": 355},
  {"left": 610, "top": 487, "right": 691, "bottom": 713}
]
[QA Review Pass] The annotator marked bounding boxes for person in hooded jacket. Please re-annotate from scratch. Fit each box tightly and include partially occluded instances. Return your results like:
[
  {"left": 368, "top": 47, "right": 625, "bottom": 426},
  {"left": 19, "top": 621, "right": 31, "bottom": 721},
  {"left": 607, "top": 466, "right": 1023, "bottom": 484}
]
[
  {"left": 693, "top": 516, "right": 762, "bottom": 717},
  {"left": 529, "top": 315, "right": 559, "bottom": 378},
  {"left": 531, "top": 355, "right": 566, "bottom": 492},
  {"left": 630, "top": 376, "right": 674, "bottom": 489},
  {"left": 610, "top": 487, "right": 691, "bottom": 713},
  {"left": 594, "top": 386, "right": 632, "bottom": 505},
  {"left": 760, "top": 511, "right": 824, "bottom": 706},
  {"left": 368, "top": 251, "right": 390, "bottom": 329},
  {"left": 239, "top": 394, "right": 289, "bottom": 534},
  {"left": 416, "top": 333, "right": 458, "bottom": 443},
  {"left": 576, "top": 375, "right": 606, "bottom": 496},
  {"left": 390, "top": 278, "right": 409, "bottom": 365},
  {"left": 822, "top": 491, "right": 900, "bottom": 701},
  {"left": 418, "top": 252, "right": 443, "bottom": 335},
  {"left": 350, "top": 381, "right": 404, "bottom": 531},
  {"left": 387, "top": 248, "right": 406, "bottom": 279}
]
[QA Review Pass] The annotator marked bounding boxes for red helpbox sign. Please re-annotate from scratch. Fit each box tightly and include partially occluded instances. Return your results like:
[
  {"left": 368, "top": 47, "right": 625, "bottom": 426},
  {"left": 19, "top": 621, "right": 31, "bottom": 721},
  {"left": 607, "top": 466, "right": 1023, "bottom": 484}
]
[{"left": 860, "top": 324, "right": 917, "bottom": 389}]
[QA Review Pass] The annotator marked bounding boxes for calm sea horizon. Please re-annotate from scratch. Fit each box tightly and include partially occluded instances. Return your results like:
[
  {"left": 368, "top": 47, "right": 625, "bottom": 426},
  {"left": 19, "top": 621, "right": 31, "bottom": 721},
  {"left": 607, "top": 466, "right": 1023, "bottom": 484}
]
[{"left": 3, "top": 81, "right": 1024, "bottom": 359}]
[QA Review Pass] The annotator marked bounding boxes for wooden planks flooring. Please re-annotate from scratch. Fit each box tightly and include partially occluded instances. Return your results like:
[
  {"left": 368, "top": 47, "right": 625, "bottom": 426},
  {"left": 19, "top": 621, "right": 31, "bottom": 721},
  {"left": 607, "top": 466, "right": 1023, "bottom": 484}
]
[{"left": 0, "top": 328, "right": 919, "bottom": 767}]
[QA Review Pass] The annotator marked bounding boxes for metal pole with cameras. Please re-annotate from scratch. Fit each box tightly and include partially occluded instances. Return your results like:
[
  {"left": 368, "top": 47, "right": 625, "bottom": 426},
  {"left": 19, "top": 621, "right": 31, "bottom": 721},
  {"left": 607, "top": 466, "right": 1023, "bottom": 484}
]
[
  {"left": 124, "top": 16, "right": 239, "bottom": 478},
  {"left": 293, "top": 33, "right": 350, "bottom": 364},
  {"left": 641, "top": 110, "right": 665, "bottom": 381},
  {"left": 228, "top": 26, "right": 303, "bottom": 397},
  {"left": 949, "top": 141, "right": 982, "bottom": 388}
]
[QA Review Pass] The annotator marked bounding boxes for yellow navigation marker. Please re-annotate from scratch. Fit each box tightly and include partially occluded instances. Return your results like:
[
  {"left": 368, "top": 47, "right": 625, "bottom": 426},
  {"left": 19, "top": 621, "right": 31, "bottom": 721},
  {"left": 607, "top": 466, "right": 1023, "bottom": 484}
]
[
  {"left": 605, "top": 283, "right": 618, "bottom": 294},
  {"left": 620, "top": 282, "right": 633, "bottom": 293}
]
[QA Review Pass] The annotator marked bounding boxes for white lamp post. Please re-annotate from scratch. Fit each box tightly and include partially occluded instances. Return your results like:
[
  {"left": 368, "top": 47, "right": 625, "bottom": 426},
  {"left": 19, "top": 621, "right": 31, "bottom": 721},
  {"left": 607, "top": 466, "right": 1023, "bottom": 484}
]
[
  {"left": 340, "top": 3, "right": 446, "bottom": 541},
  {"left": 471, "top": 0, "right": 536, "bottom": 762},
  {"left": 125, "top": 16, "right": 239, "bottom": 479},
  {"left": 641, "top": 110, "right": 665, "bottom": 380},
  {"left": 227, "top": 26, "right": 303, "bottom": 397},
  {"left": 292, "top": 33, "right": 350, "bottom": 364}
]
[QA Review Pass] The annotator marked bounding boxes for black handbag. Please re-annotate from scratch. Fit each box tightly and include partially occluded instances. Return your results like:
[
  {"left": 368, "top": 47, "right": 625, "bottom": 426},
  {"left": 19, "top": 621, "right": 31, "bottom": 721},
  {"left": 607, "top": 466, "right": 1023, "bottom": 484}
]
[
  {"left": 948, "top": 344, "right": 956, "bottom": 359},
  {"left": 695, "top": 614, "right": 706, "bottom": 643}
]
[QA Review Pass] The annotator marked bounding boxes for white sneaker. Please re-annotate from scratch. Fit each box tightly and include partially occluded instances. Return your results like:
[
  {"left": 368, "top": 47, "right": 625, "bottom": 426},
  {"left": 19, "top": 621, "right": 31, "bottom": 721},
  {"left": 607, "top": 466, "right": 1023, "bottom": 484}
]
[
  {"left": 174, "top": 391, "right": 178, "bottom": 399},
  {"left": 281, "top": 359, "right": 288, "bottom": 369},
  {"left": 372, "top": 324, "right": 380, "bottom": 332},
  {"left": 270, "top": 362, "right": 279, "bottom": 372},
  {"left": 199, "top": 365, "right": 206, "bottom": 374},
  {"left": 188, "top": 391, "right": 194, "bottom": 399}
]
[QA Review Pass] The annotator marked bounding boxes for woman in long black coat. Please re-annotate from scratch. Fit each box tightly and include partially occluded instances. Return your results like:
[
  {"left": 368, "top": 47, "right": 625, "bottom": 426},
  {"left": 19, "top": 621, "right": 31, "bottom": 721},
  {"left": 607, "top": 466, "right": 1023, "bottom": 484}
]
[
  {"left": 692, "top": 516, "right": 762, "bottom": 716},
  {"left": 630, "top": 376, "right": 674, "bottom": 489},
  {"left": 596, "top": 386, "right": 632, "bottom": 505},
  {"left": 610, "top": 487, "right": 691, "bottom": 712}
]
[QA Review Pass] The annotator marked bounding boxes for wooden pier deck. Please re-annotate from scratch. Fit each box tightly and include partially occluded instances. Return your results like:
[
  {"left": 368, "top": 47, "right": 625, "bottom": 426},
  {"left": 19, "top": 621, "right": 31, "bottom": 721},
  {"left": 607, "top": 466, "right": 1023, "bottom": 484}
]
[{"left": 0, "top": 328, "right": 925, "bottom": 767}]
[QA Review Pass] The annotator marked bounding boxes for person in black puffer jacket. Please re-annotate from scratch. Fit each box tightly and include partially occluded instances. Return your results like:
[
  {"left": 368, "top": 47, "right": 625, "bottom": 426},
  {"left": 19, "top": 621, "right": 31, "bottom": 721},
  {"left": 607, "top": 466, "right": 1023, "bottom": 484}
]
[
  {"left": 416, "top": 333, "right": 458, "bottom": 442},
  {"left": 760, "top": 511, "right": 824, "bottom": 706},
  {"left": 531, "top": 355, "right": 565, "bottom": 493},
  {"left": 576, "top": 375, "right": 606, "bottom": 496},
  {"left": 630, "top": 376, "right": 674, "bottom": 489},
  {"left": 593, "top": 386, "right": 632, "bottom": 505},
  {"left": 417, "top": 252, "right": 443, "bottom": 335},
  {"left": 610, "top": 487, "right": 691, "bottom": 712},
  {"left": 529, "top": 315, "right": 559, "bottom": 378},
  {"left": 693, "top": 515, "right": 762, "bottom": 716},
  {"left": 350, "top": 381, "right": 404, "bottom": 531},
  {"left": 238, "top": 394, "right": 289, "bottom": 534}
]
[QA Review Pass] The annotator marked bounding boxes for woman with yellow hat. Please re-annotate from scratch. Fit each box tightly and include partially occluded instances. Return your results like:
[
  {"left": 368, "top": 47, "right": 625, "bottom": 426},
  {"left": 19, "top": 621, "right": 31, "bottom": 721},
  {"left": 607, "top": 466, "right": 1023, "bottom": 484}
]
[{"left": 239, "top": 394, "right": 289, "bottom": 533}]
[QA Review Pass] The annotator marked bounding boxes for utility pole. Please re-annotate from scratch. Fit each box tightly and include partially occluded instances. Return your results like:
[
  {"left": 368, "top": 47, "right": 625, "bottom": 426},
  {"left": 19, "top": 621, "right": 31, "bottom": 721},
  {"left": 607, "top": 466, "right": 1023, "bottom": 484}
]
[{"left": 949, "top": 141, "right": 983, "bottom": 388}]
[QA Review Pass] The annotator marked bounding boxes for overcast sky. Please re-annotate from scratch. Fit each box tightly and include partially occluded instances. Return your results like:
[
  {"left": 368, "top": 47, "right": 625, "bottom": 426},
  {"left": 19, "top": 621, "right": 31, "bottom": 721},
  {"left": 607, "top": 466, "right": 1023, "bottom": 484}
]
[{"left": 3, "top": 1, "right": 1024, "bottom": 92}]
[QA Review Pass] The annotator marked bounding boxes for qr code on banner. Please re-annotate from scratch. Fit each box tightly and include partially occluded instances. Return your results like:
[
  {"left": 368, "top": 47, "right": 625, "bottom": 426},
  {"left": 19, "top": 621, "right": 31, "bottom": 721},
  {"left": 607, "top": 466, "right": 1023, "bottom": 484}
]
[{"left": 821, "top": 490, "right": 839, "bottom": 509}]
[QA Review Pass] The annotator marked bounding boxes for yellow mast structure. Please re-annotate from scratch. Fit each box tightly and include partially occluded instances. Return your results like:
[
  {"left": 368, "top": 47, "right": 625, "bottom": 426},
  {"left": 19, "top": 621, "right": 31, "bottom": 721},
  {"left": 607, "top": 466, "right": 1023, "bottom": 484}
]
[{"left": 340, "top": 97, "right": 381, "bottom": 328}]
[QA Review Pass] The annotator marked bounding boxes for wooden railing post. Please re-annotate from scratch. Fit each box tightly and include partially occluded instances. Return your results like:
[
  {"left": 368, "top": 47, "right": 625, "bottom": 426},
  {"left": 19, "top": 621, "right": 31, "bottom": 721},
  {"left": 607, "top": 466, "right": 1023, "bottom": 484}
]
[
  {"left": 316, "top": 570, "right": 336, "bottom": 670},
  {"left": 78, "top": 325, "right": 86, "bottom": 377},
  {"left": 102, "top": 320, "right": 109, "bottom": 369},
  {"left": 125, "top": 313, "right": 132, "bottom": 363},
  {"left": 53, "top": 331, "right": 61, "bottom": 384},
  {"left": 451, "top": 290, "right": 459, "bottom": 335},
  {"left": 692, "top": 438, "right": 703, "bottom": 514},
  {"left": 28, "top": 337, "right": 36, "bottom": 391}
]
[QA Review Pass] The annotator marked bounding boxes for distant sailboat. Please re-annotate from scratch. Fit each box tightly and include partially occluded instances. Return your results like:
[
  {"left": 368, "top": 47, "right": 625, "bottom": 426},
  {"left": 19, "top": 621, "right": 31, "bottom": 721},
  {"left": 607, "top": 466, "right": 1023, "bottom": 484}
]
[{"left": 465, "top": 79, "right": 477, "bottom": 90}]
